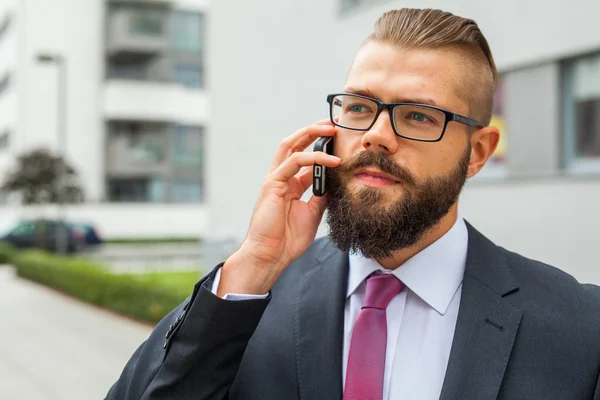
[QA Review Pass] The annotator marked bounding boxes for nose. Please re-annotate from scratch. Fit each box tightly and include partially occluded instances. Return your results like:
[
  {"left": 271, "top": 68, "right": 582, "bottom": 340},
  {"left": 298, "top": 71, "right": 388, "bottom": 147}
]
[{"left": 360, "top": 109, "right": 399, "bottom": 154}]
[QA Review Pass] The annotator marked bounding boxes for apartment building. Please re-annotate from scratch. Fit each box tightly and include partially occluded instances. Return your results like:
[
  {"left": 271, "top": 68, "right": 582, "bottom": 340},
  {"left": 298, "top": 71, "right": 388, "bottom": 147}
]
[
  {"left": 207, "top": 0, "right": 600, "bottom": 283},
  {"left": 0, "top": 0, "right": 209, "bottom": 238}
]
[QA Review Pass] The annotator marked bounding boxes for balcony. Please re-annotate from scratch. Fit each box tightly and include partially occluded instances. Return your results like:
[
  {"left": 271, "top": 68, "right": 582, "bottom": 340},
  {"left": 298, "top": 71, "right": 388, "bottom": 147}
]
[
  {"left": 106, "top": 8, "right": 169, "bottom": 60},
  {"left": 103, "top": 80, "right": 209, "bottom": 124}
]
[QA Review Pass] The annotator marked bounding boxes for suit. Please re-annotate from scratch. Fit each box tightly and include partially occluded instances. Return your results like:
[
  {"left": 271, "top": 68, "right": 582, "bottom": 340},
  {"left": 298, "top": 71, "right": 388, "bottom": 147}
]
[{"left": 106, "top": 222, "right": 600, "bottom": 399}]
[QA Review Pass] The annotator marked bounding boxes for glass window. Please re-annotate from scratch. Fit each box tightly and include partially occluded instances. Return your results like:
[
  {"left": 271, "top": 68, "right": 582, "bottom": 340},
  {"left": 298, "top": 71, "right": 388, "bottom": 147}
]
[
  {"left": 489, "top": 78, "right": 508, "bottom": 165},
  {"left": 12, "top": 221, "right": 35, "bottom": 235},
  {"left": 564, "top": 53, "right": 600, "bottom": 165},
  {"left": 172, "top": 11, "right": 204, "bottom": 54},
  {"left": 341, "top": 0, "right": 365, "bottom": 12},
  {"left": 0, "top": 131, "right": 9, "bottom": 151},
  {"left": 108, "top": 59, "right": 148, "bottom": 80},
  {"left": 173, "top": 65, "right": 203, "bottom": 89},
  {"left": 171, "top": 179, "right": 203, "bottom": 203},
  {"left": 129, "top": 9, "right": 164, "bottom": 36},
  {"left": 108, "top": 178, "right": 165, "bottom": 202},
  {"left": 0, "top": 13, "right": 11, "bottom": 41},
  {"left": 0, "top": 73, "right": 11, "bottom": 97},
  {"left": 110, "top": 122, "right": 167, "bottom": 163},
  {"left": 173, "top": 125, "right": 204, "bottom": 168}
]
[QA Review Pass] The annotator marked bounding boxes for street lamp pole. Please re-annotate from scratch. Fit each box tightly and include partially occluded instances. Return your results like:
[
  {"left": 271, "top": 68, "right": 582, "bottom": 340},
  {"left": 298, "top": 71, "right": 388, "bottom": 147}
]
[{"left": 36, "top": 53, "right": 68, "bottom": 254}]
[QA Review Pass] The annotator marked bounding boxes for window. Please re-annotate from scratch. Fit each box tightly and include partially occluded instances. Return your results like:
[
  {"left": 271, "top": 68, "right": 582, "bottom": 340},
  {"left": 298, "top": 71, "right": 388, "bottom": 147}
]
[
  {"left": 172, "top": 125, "right": 204, "bottom": 168},
  {"left": 0, "top": 73, "right": 11, "bottom": 97},
  {"left": 108, "top": 177, "right": 166, "bottom": 202},
  {"left": 173, "top": 65, "right": 203, "bottom": 89},
  {"left": 108, "top": 59, "right": 148, "bottom": 80},
  {"left": 0, "top": 131, "right": 9, "bottom": 151},
  {"left": 563, "top": 52, "right": 600, "bottom": 170},
  {"left": 0, "top": 13, "right": 11, "bottom": 41},
  {"left": 489, "top": 78, "right": 508, "bottom": 165},
  {"left": 172, "top": 179, "right": 203, "bottom": 203},
  {"left": 474, "top": 77, "right": 508, "bottom": 179},
  {"left": 129, "top": 9, "right": 164, "bottom": 36},
  {"left": 172, "top": 12, "right": 204, "bottom": 54},
  {"left": 341, "top": 0, "right": 364, "bottom": 11},
  {"left": 110, "top": 122, "right": 167, "bottom": 163}
]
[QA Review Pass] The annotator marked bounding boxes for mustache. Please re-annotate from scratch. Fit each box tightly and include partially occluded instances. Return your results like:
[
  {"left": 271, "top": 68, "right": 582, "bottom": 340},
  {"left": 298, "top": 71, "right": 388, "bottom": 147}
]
[{"left": 334, "top": 151, "right": 417, "bottom": 186}]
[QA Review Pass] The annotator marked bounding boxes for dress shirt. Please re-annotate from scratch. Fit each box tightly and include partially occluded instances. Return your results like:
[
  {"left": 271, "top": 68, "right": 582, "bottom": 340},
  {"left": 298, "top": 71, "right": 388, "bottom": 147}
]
[{"left": 212, "top": 216, "right": 468, "bottom": 400}]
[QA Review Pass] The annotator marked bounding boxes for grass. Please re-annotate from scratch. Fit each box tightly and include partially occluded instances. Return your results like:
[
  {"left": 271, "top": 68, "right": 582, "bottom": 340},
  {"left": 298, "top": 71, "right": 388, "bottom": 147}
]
[{"left": 125, "top": 270, "right": 204, "bottom": 297}]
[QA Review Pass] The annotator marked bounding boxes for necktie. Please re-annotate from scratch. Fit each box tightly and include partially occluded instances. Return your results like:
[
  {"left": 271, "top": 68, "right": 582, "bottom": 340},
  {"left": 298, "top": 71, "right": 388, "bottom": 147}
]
[{"left": 344, "top": 273, "right": 404, "bottom": 400}]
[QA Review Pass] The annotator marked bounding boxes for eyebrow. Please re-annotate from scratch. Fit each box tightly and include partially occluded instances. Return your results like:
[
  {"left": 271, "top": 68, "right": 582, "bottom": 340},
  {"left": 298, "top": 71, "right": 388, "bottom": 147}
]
[{"left": 344, "top": 87, "right": 440, "bottom": 108}]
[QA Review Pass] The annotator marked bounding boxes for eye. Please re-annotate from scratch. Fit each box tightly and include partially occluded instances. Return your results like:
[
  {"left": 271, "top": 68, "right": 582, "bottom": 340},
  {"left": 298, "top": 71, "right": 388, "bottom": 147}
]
[
  {"left": 346, "top": 103, "right": 372, "bottom": 113},
  {"left": 409, "top": 112, "right": 433, "bottom": 123}
]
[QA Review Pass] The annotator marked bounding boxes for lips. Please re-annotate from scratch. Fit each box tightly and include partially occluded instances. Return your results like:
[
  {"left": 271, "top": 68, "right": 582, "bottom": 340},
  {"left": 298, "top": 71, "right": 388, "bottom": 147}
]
[{"left": 353, "top": 168, "right": 400, "bottom": 183}]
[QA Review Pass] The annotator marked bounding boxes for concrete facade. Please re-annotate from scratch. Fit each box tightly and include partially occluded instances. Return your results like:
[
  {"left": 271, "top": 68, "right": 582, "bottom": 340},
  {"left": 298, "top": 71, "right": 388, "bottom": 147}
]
[{"left": 0, "top": 0, "right": 209, "bottom": 237}]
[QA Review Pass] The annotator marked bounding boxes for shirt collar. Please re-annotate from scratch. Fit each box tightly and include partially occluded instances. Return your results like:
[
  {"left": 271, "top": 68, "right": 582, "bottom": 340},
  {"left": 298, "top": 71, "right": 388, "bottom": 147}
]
[{"left": 346, "top": 216, "right": 468, "bottom": 315}]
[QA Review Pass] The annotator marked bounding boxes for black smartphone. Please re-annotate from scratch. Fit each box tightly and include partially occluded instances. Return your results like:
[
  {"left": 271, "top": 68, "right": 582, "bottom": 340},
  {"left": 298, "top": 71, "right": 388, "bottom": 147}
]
[{"left": 312, "top": 136, "right": 334, "bottom": 196}]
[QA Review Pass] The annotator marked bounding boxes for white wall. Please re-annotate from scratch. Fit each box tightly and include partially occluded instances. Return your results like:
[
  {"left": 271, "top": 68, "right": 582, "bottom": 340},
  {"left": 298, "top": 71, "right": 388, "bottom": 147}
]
[
  {"left": 208, "top": 0, "right": 600, "bottom": 284},
  {"left": 20, "top": 0, "right": 105, "bottom": 201}
]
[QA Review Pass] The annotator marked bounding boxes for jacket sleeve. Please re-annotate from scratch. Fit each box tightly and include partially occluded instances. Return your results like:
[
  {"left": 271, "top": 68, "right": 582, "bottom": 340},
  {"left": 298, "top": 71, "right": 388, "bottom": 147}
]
[
  {"left": 105, "top": 264, "right": 271, "bottom": 400},
  {"left": 594, "top": 369, "right": 599, "bottom": 400}
]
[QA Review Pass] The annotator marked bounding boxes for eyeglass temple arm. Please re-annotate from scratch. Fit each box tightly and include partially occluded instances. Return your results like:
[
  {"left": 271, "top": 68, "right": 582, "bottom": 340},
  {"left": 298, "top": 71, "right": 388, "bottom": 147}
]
[{"left": 453, "top": 114, "right": 484, "bottom": 128}]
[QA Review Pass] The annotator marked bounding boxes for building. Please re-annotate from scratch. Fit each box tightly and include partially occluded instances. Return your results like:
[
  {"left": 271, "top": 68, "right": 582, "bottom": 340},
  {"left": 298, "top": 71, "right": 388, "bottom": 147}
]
[
  {"left": 0, "top": 0, "right": 209, "bottom": 238},
  {"left": 207, "top": 0, "right": 600, "bottom": 284}
]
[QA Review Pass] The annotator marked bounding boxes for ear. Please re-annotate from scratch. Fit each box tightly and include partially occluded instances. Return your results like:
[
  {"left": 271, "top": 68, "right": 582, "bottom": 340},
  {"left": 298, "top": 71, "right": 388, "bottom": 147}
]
[{"left": 466, "top": 126, "right": 500, "bottom": 178}]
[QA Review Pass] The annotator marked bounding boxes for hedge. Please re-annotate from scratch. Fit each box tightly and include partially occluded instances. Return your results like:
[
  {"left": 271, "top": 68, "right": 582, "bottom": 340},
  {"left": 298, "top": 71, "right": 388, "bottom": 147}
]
[
  {"left": 11, "top": 250, "right": 191, "bottom": 324},
  {"left": 0, "top": 243, "right": 16, "bottom": 264}
]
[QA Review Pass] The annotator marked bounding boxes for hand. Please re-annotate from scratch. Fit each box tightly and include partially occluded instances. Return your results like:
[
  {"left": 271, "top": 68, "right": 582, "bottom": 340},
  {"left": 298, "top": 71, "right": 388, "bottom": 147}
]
[{"left": 218, "top": 120, "right": 340, "bottom": 296}]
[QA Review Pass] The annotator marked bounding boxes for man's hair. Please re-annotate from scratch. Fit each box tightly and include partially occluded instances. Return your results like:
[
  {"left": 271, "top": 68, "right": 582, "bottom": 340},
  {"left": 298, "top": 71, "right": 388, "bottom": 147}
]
[{"left": 368, "top": 8, "right": 498, "bottom": 126}]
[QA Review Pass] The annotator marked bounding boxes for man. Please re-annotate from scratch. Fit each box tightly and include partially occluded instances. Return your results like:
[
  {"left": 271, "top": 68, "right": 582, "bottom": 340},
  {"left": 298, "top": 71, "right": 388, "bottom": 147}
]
[{"left": 106, "top": 8, "right": 600, "bottom": 400}]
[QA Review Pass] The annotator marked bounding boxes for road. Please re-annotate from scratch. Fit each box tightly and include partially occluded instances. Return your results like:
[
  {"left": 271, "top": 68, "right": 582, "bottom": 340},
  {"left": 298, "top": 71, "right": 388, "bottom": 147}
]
[{"left": 0, "top": 266, "right": 153, "bottom": 400}]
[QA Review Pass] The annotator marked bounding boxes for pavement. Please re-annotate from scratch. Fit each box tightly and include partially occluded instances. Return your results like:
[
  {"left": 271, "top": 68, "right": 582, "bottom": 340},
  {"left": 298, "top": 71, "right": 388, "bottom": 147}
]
[{"left": 0, "top": 266, "right": 153, "bottom": 400}]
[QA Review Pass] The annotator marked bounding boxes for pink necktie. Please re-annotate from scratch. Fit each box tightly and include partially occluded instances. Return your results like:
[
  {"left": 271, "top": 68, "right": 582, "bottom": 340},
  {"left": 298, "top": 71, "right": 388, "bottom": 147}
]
[{"left": 344, "top": 273, "right": 404, "bottom": 400}]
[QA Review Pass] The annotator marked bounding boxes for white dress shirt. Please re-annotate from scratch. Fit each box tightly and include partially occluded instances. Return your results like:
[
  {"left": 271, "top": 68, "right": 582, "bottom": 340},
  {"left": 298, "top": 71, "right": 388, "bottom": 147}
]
[{"left": 212, "top": 216, "right": 468, "bottom": 400}]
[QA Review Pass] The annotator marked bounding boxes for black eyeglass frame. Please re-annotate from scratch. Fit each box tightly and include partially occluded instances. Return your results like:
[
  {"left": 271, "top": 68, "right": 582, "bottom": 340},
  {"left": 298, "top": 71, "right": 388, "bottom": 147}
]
[{"left": 326, "top": 93, "right": 485, "bottom": 143}]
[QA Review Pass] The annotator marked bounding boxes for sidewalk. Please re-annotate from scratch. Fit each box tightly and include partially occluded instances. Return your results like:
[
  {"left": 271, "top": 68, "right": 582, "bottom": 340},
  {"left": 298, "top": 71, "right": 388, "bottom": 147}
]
[{"left": 0, "top": 266, "right": 153, "bottom": 400}]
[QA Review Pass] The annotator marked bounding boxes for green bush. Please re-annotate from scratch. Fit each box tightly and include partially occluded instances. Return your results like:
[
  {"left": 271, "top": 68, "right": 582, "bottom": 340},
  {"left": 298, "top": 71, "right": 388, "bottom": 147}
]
[
  {"left": 12, "top": 251, "right": 190, "bottom": 324},
  {"left": 0, "top": 243, "right": 16, "bottom": 264}
]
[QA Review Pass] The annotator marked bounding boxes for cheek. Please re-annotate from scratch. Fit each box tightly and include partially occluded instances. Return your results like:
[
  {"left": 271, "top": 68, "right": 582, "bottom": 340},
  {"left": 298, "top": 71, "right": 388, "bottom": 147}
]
[
  {"left": 333, "top": 129, "right": 363, "bottom": 159},
  {"left": 400, "top": 142, "right": 457, "bottom": 180}
]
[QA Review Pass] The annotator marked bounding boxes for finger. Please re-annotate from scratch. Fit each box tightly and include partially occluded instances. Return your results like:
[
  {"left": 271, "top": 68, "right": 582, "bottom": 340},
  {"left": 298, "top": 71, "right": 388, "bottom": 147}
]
[
  {"left": 269, "top": 122, "right": 335, "bottom": 173},
  {"left": 308, "top": 193, "right": 328, "bottom": 219},
  {"left": 296, "top": 165, "right": 314, "bottom": 191},
  {"left": 272, "top": 152, "right": 340, "bottom": 183}
]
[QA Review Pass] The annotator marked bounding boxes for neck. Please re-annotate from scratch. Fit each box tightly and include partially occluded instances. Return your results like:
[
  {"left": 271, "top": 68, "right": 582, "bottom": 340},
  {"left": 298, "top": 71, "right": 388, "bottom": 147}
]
[{"left": 376, "top": 206, "right": 459, "bottom": 270}]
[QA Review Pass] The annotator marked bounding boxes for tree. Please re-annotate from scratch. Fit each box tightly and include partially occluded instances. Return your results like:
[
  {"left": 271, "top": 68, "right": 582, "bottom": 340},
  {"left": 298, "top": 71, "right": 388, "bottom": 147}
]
[{"left": 1, "top": 147, "right": 84, "bottom": 204}]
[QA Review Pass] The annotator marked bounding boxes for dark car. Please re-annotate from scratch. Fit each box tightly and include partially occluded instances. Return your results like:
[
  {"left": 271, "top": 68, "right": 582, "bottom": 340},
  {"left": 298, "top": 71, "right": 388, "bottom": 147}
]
[
  {"left": 0, "top": 218, "right": 84, "bottom": 253},
  {"left": 69, "top": 222, "right": 103, "bottom": 246}
]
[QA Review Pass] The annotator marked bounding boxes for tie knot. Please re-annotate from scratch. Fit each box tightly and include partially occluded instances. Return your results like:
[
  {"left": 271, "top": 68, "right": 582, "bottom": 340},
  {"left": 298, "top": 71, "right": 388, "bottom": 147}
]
[{"left": 363, "top": 273, "right": 404, "bottom": 310}]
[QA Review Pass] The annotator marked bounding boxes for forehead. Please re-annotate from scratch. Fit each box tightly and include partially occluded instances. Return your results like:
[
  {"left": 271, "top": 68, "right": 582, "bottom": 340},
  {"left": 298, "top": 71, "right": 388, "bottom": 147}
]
[{"left": 345, "top": 42, "right": 468, "bottom": 113}]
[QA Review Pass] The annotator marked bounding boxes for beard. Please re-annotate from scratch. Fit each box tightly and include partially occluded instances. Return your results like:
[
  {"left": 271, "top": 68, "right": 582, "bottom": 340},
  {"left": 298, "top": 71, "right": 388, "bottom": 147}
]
[{"left": 325, "top": 146, "right": 470, "bottom": 259}]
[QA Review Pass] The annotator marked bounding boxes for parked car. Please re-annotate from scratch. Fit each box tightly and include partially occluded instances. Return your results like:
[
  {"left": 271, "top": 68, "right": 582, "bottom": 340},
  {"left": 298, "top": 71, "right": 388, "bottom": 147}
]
[
  {"left": 68, "top": 222, "right": 103, "bottom": 246},
  {"left": 0, "top": 218, "right": 85, "bottom": 253}
]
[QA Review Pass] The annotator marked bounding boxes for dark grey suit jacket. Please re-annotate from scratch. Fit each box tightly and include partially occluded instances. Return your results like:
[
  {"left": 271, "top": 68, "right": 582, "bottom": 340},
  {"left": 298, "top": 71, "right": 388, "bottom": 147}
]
[{"left": 106, "top": 223, "right": 600, "bottom": 399}]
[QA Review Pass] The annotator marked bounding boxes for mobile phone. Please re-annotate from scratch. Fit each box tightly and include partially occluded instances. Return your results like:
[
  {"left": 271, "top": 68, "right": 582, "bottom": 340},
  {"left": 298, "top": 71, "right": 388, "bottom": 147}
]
[{"left": 313, "top": 136, "right": 334, "bottom": 196}]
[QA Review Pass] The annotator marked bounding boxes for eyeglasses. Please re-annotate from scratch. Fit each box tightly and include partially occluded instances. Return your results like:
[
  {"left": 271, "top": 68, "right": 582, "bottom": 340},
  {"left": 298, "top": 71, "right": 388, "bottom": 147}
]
[{"left": 327, "top": 93, "right": 484, "bottom": 142}]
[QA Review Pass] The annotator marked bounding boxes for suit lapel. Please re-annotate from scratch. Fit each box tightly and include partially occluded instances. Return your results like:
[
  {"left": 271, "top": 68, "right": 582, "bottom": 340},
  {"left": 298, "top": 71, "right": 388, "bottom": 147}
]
[
  {"left": 294, "top": 239, "right": 348, "bottom": 400},
  {"left": 439, "top": 223, "right": 523, "bottom": 400}
]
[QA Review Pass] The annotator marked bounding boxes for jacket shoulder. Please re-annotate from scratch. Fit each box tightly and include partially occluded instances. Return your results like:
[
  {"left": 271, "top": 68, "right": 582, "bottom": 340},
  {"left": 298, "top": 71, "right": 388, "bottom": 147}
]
[{"left": 500, "top": 246, "right": 600, "bottom": 315}]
